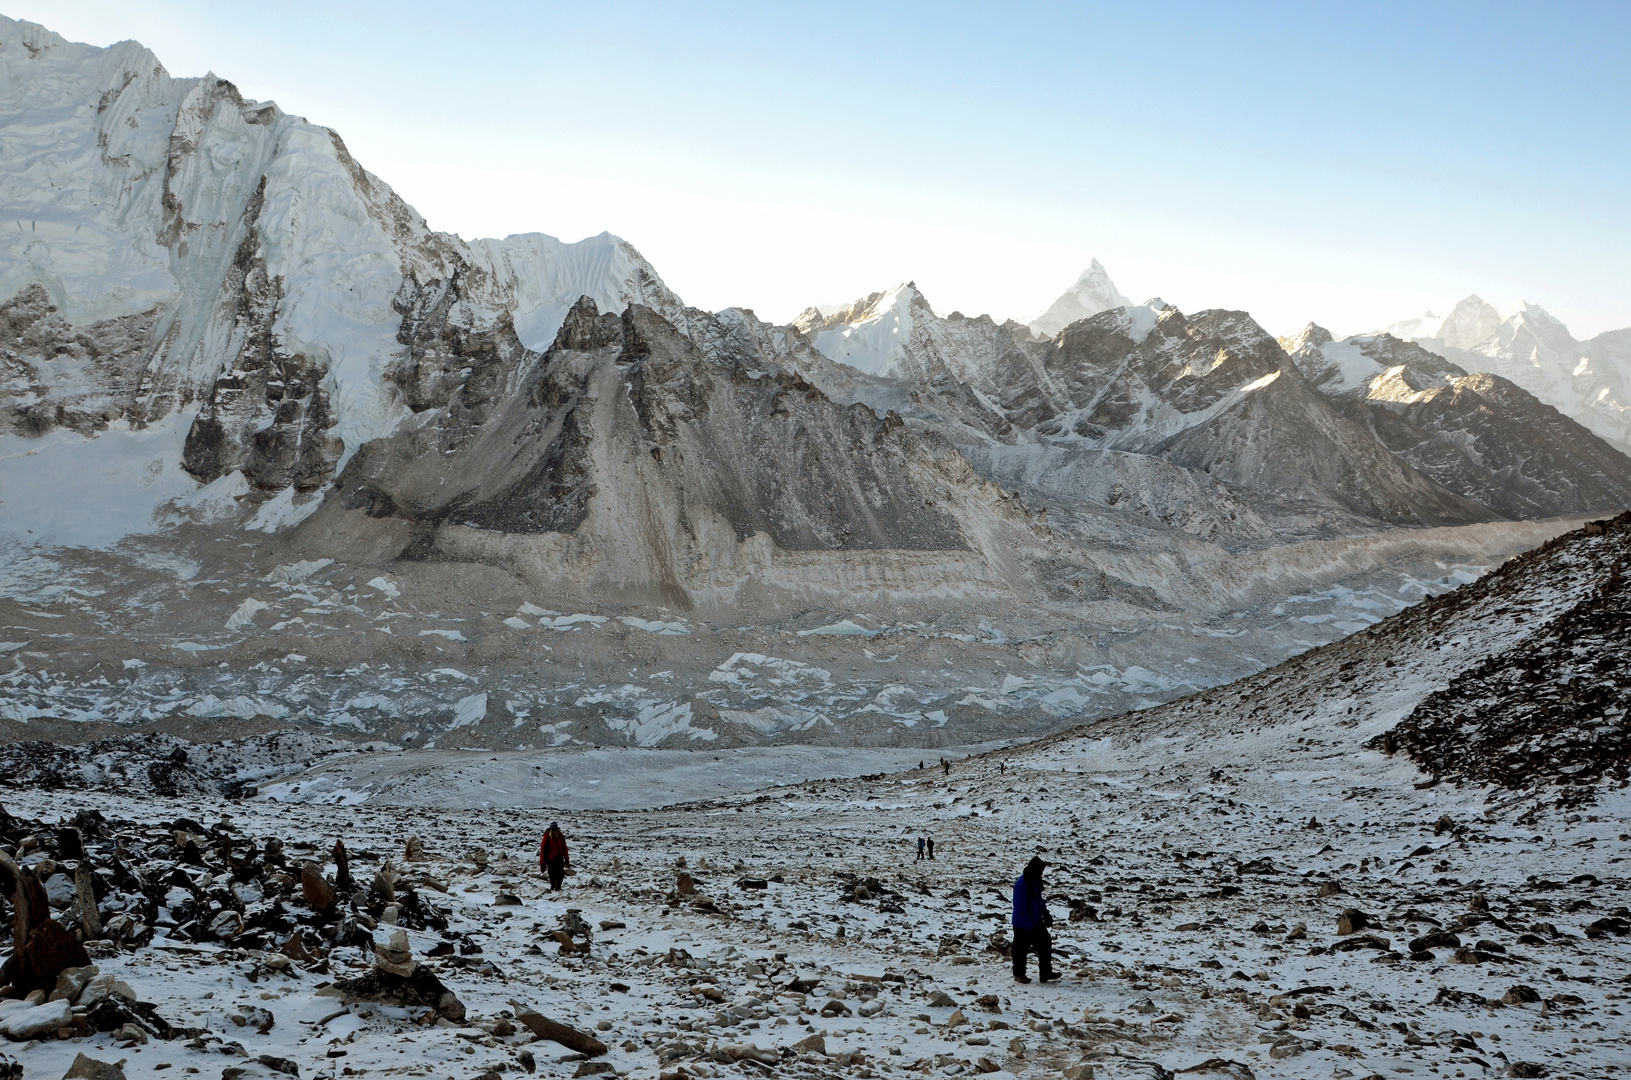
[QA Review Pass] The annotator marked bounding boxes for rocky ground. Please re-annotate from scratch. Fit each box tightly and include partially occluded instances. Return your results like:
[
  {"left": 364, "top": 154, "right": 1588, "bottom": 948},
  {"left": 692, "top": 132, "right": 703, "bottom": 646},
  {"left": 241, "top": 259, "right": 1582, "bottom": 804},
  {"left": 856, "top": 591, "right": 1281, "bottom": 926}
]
[
  {"left": 3, "top": 522, "right": 1628, "bottom": 1080},
  {"left": 0, "top": 698, "right": 1625, "bottom": 1080}
]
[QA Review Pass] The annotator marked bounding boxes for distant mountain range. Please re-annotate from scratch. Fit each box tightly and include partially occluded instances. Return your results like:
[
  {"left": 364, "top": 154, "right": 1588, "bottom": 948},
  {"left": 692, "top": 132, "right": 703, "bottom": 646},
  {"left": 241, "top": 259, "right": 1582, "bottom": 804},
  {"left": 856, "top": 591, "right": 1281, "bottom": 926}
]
[
  {"left": 1, "top": 14, "right": 1628, "bottom": 749},
  {"left": 1377, "top": 298, "right": 1631, "bottom": 453}
]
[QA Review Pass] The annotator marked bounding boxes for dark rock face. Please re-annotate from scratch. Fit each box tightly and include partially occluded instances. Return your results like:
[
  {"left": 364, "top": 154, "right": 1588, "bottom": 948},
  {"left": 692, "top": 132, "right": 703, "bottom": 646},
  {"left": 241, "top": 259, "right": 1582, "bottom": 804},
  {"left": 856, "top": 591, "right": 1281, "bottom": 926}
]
[
  {"left": 182, "top": 182, "right": 343, "bottom": 492},
  {"left": 1355, "top": 371, "right": 1631, "bottom": 518},
  {"left": 0, "top": 284, "right": 160, "bottom": 438},
  {"left": 1377, "top": 512, "right": 1631, "bottom": 800}
]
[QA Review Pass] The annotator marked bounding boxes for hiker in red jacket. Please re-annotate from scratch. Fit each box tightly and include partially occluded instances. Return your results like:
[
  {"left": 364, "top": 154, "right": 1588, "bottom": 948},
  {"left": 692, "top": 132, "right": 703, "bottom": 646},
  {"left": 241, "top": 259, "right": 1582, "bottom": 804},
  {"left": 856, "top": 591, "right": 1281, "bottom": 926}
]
[{"left": 538, "top": 821, "right": 570, "bottom": 892}]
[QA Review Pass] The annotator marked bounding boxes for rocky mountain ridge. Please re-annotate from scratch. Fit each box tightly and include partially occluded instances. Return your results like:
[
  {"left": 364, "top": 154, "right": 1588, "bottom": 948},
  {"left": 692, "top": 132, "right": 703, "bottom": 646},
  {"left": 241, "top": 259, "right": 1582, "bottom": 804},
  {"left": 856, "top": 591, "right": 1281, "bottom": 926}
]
[{"left": 1382, "top": 295, "right": 1631, "bottom": 453}]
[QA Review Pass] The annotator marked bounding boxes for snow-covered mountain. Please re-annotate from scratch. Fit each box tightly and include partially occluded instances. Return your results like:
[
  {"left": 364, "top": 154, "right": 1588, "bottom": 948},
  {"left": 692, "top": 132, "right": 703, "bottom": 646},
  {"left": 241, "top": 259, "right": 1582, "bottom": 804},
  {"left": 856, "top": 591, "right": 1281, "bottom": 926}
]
[
  {"left": 1382, "top": 295, "right": 1631, "bottom": 452},
  {"left": 1283, "top": 324, "right": 1631, "bottom": 519},
  {"left": 1026, "top": 258, "right": 1133, "bottom": 338},
  {"left": 0, "top": 15, "right": 680, "bottom": 506}
]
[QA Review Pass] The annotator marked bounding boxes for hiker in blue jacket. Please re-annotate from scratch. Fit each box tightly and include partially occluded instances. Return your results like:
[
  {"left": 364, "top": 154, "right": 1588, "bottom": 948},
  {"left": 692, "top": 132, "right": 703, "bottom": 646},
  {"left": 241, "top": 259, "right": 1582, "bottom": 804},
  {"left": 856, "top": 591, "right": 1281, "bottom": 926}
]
[{"left": 1011, "top": 855, "right": 1060, "bottom": 983}]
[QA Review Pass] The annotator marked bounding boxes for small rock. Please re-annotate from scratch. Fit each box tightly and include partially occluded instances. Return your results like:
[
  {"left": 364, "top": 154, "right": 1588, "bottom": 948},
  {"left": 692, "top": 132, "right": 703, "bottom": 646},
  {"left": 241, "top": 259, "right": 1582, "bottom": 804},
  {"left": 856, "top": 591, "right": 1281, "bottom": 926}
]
[
  {"left": 1503, "top": 985, "right": 1541, "bottom": 1004},
  {"left": 945, "top": 1008, "right": 967, "bottom": 1027},
  {"left": 1336, "top": 908, "right": 1372, "bottom": 936},
  {"left": 821, "top": 999, "right": 852, "bottom": 1018},
  {"left": 793, "top": 1034, "right": 826, "bottom": 1054},
  {"left": 494, "top": 893, "right": 522, "bottom": 906},
  {"left": 405, "top": 836, "right": 424, "bottom": 861},
  {"left": 676, "top": 872, "right": 696, "bottom": 896},
  {"left": 928, "top": 991, "right": 958, "bottom": 1008}
]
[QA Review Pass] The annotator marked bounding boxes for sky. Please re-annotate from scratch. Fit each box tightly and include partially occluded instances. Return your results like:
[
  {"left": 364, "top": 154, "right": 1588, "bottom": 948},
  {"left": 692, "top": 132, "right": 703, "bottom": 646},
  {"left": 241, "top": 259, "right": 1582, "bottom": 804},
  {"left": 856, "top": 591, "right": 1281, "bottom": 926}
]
[{"left": 16, "top": 1, "right": 1631, "bottom": 338}]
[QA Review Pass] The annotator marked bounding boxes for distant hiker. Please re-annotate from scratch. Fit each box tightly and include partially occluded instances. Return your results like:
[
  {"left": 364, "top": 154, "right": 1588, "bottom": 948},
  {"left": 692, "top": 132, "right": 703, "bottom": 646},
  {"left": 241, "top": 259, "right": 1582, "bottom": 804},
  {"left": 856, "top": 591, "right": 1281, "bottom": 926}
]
[
  {"left": 1011, "top": 855, "right": 1059, "bottom": 984},
  {"left": 1000, "top": 761, "right": 1005, "bottom": 774},
  {"left": 916, "top": 837, "right": 926, "bottom": 861},
  {"left": 926, "top": 837, "right": 935, "bottom": 860},
  {"left": 941, "top": 757, "right": 950, "bottom": 776},
  {"left": 919, "top": 761, "right": 925, "bottom": 771},
  {"left": 539, "top": 821, "right": 570, "bottom": 892}
]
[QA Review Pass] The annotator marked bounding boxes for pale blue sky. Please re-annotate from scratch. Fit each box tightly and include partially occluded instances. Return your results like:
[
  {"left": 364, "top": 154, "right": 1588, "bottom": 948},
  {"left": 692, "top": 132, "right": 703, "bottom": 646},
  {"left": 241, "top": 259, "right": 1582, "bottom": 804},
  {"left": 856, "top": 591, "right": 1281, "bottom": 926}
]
[{"left": 18, "top": 1, "right": 1630, "bottom": 337}]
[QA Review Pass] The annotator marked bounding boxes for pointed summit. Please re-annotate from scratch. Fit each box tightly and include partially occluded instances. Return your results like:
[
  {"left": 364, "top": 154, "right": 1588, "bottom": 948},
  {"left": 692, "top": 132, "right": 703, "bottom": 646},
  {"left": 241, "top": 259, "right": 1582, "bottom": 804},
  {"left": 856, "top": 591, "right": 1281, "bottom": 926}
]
[
  {"left": 1028, "top": 259, "right": 1133, "bottom": 338},
  {"left": 1438, "top": 295, "right": 1504, "bottom": 351},
  {"left": 794, "top": 282, "right": 930, "bottom": 377}
]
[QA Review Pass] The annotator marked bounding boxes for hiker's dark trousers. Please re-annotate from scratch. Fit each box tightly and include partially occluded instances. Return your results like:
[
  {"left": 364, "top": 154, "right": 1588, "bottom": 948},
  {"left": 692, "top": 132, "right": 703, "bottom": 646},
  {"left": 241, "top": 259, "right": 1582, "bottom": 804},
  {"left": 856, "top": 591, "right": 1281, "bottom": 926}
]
[{"left": 1012, "top": 925, "right": 1053, "bottom": 979}]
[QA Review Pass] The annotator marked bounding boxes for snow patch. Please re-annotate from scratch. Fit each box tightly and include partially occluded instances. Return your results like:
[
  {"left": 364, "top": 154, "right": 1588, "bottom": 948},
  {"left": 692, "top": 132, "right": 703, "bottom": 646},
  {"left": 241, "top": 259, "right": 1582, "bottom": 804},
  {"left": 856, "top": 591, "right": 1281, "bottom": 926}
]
[{"left": 225, "top": 598, "right": 269, "bottom": 631}]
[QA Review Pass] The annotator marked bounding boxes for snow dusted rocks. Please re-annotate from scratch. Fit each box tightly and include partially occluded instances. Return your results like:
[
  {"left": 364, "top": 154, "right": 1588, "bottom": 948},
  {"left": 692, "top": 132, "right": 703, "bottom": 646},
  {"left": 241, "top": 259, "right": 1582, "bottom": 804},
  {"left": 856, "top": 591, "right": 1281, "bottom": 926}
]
[{"left": 1, "top": 637, "right": 1626, "bottom": 1080}]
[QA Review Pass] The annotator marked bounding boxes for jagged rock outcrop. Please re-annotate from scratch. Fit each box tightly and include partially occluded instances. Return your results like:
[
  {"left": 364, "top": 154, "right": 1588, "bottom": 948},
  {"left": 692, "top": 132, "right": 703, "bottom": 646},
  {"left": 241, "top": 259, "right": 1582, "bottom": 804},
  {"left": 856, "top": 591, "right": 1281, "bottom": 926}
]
[{"left": 1284, "top": 323, "right": 1631, "bottom": 518}]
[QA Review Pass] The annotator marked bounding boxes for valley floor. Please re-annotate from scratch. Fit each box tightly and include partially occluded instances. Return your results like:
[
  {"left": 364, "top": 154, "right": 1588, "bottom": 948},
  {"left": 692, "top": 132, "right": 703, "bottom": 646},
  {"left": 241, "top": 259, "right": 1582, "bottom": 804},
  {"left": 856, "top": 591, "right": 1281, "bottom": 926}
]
[{"left": 4, "top": 706, "right": 1627, "bottom": 1080}]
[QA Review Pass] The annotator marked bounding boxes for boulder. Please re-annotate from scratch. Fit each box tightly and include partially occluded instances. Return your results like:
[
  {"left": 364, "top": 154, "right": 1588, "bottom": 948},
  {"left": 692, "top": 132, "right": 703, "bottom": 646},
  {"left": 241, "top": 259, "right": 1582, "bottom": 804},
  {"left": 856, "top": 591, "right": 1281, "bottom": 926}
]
[
  {"left": 792, "top": 1033, "right": 826, "bottom": 1054},
  {"left": 76, "top": 972, "right": 136, "bottom": 1009},
  {"left": 50, "top": 964, "right": 98, "bottom": 1004},
  {"left": 514, "top": 1008, "right": 607, "bottom": 1056},
  {"left": 74, "top": 863, "right": 101, "bottom": 939},
  {"left": 62, "top": 1053, "right": 126, "bottom": 1079},
  {"left": 300, "top": 862, "right": 334, "bottom": 913},
  {"left": 14, "top": 919, "right": 91, "bottom": 996},
  {"left": 1336, "top": 909, "right": 1373, "bottom": 936},
  {"left": 0, "top": 997, "right": 71, "bottom": 1040},
  {"left": 327, "top": 964, "right": 464, "bottom": 1020}
]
